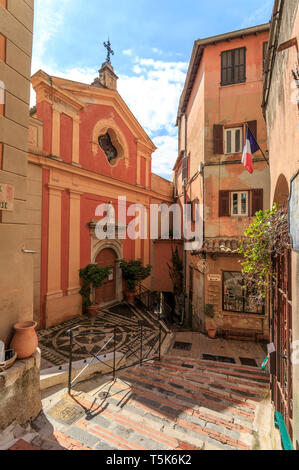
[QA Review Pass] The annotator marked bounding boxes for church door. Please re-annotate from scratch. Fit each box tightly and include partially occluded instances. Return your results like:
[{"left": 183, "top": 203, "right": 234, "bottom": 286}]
[{"left": 95, "top": 248, "right": 117, "bottom": 304}]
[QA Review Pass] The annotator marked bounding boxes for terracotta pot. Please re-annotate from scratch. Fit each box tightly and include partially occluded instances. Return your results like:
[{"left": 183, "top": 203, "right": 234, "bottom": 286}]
[
  {"left": 125, "top": 291, "right": 136, "bottom": 304},
  {"left": 207, "top": 328, "right": 217, "bottom": 339},
  {"left": 10, "top": 321, "right": 38, "bottom": 359},
  {"left": 86, "top": 305, "right": 100, "bottom": 318}
]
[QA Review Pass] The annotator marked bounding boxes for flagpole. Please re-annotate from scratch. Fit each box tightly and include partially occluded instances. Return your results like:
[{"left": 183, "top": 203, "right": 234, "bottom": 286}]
[{"left": 245, "top": 122, "right": 269, "bottom": 166}]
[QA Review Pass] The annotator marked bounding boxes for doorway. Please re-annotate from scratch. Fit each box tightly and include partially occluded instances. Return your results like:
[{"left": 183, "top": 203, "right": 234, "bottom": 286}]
[{"left": 95, "top": 248, "right": 117, "bottom": 304}]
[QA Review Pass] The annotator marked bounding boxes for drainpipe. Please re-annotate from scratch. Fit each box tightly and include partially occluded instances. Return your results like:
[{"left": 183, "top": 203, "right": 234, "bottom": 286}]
[{"left": 180, "top": 113, "right": 188, "bottom": 326}]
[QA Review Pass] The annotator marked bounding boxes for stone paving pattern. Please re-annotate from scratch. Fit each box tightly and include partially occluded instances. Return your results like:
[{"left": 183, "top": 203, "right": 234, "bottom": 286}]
[
  {"left": 38, "top": 303, "right": 166, "bottom": 368},
  {"left": 23, "top": 353, "right": 270, "bottom": 451}
]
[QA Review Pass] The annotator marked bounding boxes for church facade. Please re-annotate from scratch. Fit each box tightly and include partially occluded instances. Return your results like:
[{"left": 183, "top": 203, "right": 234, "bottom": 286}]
[{"left": 28, "top": 60, "right": 175, "bottom": 329}]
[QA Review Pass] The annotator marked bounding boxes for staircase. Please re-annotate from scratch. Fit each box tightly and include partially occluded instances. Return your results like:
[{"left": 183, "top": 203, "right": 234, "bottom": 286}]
[{"left": 40, "top": 354, "right": 271, "bottom": 451}]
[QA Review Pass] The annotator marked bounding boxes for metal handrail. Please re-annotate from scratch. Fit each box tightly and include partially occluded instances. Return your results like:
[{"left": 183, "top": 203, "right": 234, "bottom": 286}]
[{"left": 67, "top": 321, "right": 163, "bottom": 394}]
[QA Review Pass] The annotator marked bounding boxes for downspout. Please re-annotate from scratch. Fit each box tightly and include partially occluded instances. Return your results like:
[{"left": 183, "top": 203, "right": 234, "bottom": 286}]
[{"left": 180, "top": 113, "right": 188, "bottom": 326}]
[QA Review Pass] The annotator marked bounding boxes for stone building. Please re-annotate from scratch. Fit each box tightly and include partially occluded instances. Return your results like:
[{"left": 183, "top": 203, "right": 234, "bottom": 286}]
[
  {"left": 28, "top": 60, "right": 176, "bottom": 329},
  {"left": 0, "top": 0, "right": 35, "bottom": 344},
  {"left": 174, "top": 24, "right": 271, "bottom": 340},
  {"left": 262, "top": 0, "right": 299, "bottom": 448}
]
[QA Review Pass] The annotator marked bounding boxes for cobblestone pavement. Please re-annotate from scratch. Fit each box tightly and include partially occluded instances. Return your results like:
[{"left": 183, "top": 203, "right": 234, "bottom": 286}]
[{"left": 38, "top": 302, "right": 166, "bottom": 368}]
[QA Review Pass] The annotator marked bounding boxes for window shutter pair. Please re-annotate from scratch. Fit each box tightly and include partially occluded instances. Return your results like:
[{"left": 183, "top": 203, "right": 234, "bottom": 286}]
[
  {"left": 214, "top": 121, "right": 257, "bottom": 154},
  {"left": 219, "top": 189, "right": 263, "bottom": 217}
]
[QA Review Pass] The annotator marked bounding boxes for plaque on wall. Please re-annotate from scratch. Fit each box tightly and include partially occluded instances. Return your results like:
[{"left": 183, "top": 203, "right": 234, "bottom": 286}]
[
  {"left": 289, "top": 170, "right": 299, "bottom": 253},
  {"left": 0, "top": 184, "right": 14, "bottom": 211},
  {"left": 208, "top": 274, "right": 221, "bottom": 282}
]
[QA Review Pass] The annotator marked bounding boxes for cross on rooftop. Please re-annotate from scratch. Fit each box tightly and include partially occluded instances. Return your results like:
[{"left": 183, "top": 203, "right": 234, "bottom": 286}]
[{"left": 104, "top": 38, "right": 114, "bottom": 64}]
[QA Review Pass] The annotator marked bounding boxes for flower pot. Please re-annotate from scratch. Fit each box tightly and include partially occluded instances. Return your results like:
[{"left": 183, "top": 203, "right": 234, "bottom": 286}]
[
  {"left": 207, "top": 328, "right": 217, "bottom": 339},
  {"left": 125, "top": 291, "right": 136, "bottom": 304},
  {"left": 86, "top": 305, "right": 100, "bottom": 318},
  {"left": 10, "top": 321, "right": 38, "bottom": 359}
]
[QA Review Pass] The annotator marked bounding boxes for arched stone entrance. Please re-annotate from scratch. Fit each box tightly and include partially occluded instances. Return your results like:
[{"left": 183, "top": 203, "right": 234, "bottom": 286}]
[
  {"left": 91, "top": 237, "right": 124, "bottom": 306},
  {"left": 95, "top": 248, "right": 117, "bottom": 304}
]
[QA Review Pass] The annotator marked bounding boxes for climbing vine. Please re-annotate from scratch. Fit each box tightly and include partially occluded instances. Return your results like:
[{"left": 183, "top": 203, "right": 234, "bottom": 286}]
[{"left": 238, "top": 204, "right": 290, "bottom": 305}]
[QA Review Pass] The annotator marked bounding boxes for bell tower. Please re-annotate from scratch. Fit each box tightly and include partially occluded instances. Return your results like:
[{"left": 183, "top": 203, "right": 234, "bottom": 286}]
[{"left": 92, "top": 39, "right": 118, "bottom": 90}]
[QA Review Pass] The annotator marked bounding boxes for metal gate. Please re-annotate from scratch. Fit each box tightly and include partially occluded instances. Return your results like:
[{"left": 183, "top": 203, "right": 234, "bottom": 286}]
[{"left": 271, "top": 249, "right": 293, "bottom": 439}]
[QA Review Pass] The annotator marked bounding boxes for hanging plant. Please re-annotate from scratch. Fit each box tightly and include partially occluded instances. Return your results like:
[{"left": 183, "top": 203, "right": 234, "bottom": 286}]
[{"left": 238, "top": 204, "right": 291, "bottom": 305}]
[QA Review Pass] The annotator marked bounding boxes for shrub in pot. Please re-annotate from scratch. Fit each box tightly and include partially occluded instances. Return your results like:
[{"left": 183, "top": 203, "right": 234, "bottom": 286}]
[
  {"left": 119, "top": 259, "right": 152, "bottom": 303},
  {"left": 79, "top": 264, "right": 111, "bottom": 317},
  {"left": 204, "top": 304, "right": 217, "bottom": 339}
]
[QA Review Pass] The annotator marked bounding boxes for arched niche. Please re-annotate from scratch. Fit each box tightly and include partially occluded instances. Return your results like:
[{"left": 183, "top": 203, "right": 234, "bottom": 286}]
[
  {"left": 273, "top": 174, "right": 289, "bottom": 208},
  {"left": 91, "top": 117, "right": 129, "bottom": 168}
]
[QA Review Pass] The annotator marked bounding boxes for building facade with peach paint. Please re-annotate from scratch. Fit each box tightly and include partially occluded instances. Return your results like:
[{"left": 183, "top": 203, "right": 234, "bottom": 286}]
[
  {"left": 174, "top": 23, "right": 271, "bottom": 339},
  {"left": 262, "top": 0, "right": 299, "bottom": 447},
  {"left": 0, "top": 0, "right": 35, "bottom": 344},
  {"left": 28, "top": 62, "right": 175, "bottom": 329}
]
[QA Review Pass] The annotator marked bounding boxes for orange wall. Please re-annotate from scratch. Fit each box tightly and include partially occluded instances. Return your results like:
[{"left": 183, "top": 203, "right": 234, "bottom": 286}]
[
  {"left": 79, "top": 104, "right": 138, "bottom": 186},
  {"left": 153, "top": 241, "right": 183, "bottom": 292}
]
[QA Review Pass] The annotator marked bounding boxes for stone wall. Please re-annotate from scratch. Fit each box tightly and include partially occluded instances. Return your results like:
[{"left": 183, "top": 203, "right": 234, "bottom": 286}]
[
  {"left": 0, "top": 0, "right": 34, "bottom": 343},
  {"left": 0, "top": 349, "right": 42, "bottom": 431}
]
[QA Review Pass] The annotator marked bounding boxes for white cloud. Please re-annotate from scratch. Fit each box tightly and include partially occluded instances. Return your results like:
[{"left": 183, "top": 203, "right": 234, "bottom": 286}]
[
  {"left": 31, "top": 2, "right": 187, "bottom": 178},
  {"left": 151, "top": 47, "right": 163, "bottom": 55},
  {"left": 152, "top": 135, "right": 178, "bottom": 180},
  {"left": 122, "top": 49, "right": 133, "bottom": 56}
]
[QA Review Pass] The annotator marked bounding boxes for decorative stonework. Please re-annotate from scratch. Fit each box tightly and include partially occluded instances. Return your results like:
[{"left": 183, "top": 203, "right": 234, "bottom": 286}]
[{"left": 91, "top": 118, "right": 129, "bottom": 168}]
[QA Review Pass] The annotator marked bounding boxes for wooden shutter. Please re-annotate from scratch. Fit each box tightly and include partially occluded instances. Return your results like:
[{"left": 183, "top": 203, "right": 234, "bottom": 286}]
[
  {"left": 251, "top": 189, "right": 263, "bottom": 216},
  {"left": 182, "top": 155, "right": 189, "bottom": 181},
  {"left": 219, "top": 191, "right": 230, "bottom": 217},
  {"left": 247, "top": 120, "right": 257, "bottom": 140},
  {"left": 213, "top": 125, "right": 224, "bottom": 154}
]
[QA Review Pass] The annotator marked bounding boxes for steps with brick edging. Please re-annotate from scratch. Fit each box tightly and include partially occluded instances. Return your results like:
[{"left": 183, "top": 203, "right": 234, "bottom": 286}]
[{"left": 28, "top": 354, "right": 271, "bottom": 451}]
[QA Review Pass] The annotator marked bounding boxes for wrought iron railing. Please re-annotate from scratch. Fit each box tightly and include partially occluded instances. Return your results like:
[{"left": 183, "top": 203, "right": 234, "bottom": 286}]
[
  {"left": 67, "top": 321, "right": 162, "bottom": 395},
  {"left": 135, "top": 282, "right": 173, "bottom": 323}
]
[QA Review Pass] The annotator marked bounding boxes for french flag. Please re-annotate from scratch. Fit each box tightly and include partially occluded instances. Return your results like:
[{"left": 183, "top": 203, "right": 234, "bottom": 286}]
[{"left": 242, "top": 127, "right": 260, "bottom": 174}]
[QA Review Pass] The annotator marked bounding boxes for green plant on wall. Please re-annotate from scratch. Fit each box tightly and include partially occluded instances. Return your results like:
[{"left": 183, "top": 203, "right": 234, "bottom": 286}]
[
  {"left": 238, "top": 204, "right": 290, "bottom": 304},
  {"left": 79, "top": 264, "right": 111, "bottom": 307},
  {"left": 119, "top": 259, "right": 152, "bottom": 292}
]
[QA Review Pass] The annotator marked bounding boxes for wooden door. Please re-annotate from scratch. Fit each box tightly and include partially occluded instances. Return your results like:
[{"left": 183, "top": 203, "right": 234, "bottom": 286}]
[{"left": 95, "top": 248, "right": 116, "bottom": 304}]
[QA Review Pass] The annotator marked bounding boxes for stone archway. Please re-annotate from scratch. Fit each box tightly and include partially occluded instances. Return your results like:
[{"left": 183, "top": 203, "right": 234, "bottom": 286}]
[{"left": 92, "top": 239, "right": 123, "bottom": 305}]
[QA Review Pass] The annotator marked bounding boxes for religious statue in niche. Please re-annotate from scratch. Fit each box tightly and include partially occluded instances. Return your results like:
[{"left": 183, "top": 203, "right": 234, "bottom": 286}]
[{"left": 98, "top": 133, "right": 118, "bottom": 164}]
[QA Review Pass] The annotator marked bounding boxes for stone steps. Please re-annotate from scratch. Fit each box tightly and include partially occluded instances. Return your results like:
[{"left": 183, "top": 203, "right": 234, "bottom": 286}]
[{"left": 40, "top": 354, "right": 270, "bottom": 451}]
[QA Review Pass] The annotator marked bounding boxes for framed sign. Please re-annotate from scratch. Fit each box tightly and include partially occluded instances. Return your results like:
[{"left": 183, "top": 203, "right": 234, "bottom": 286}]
[
  {"left": 0, "top": 184, "right": 14, "bottom": 211},
  {"left": 208, "top": 274, "right": 221, "bottom": 282},
  {"left": 289, "top": 170, "right": 299, "bottom": 253}
]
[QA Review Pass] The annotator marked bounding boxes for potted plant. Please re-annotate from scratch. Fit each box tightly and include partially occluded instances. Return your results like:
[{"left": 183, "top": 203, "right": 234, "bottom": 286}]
[
  {"left": 79, "top": 264, "right": 111, "bottom": 318},
  {"left": 204, "top": 304, "right": 217, "bottom": 339},
  {"left": 119, "top": 259, "right": 152, "bottom": 303}
]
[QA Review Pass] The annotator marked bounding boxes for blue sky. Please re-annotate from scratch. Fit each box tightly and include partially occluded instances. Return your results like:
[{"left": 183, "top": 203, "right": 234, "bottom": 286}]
[{"left": 32, "top": 0, "right": 274, "bottom": 180}]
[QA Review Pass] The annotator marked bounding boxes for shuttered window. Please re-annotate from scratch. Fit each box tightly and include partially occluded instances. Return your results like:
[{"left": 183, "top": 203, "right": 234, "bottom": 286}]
[
  {"left": 221, "top": 47, "right": 246, "bottom": 86},
  {"left": 182, "top": 155, "right": 189, "bottom": 182},
  {"left": 219, "top": 189, "right": 263, "bottom": 217}
]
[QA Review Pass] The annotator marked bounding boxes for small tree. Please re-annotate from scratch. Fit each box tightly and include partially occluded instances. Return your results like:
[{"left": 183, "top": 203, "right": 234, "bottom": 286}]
[
  {"left": 120, "top": 259, "right": 152, "bottom": 292},
  {"left": 79, "top": 264, "right": 111, "bottom": 308}
]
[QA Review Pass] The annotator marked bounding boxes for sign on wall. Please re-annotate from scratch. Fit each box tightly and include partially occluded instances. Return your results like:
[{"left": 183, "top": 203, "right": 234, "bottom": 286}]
[
  {"left": 289, "top": 170, "right": 299, "bottom": 253},
  {"left": 0, "top": 184, "right": 14, "bottom": 211},
  {"left": 207, "top": 274, "right": 221, "bottom": 282}
]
